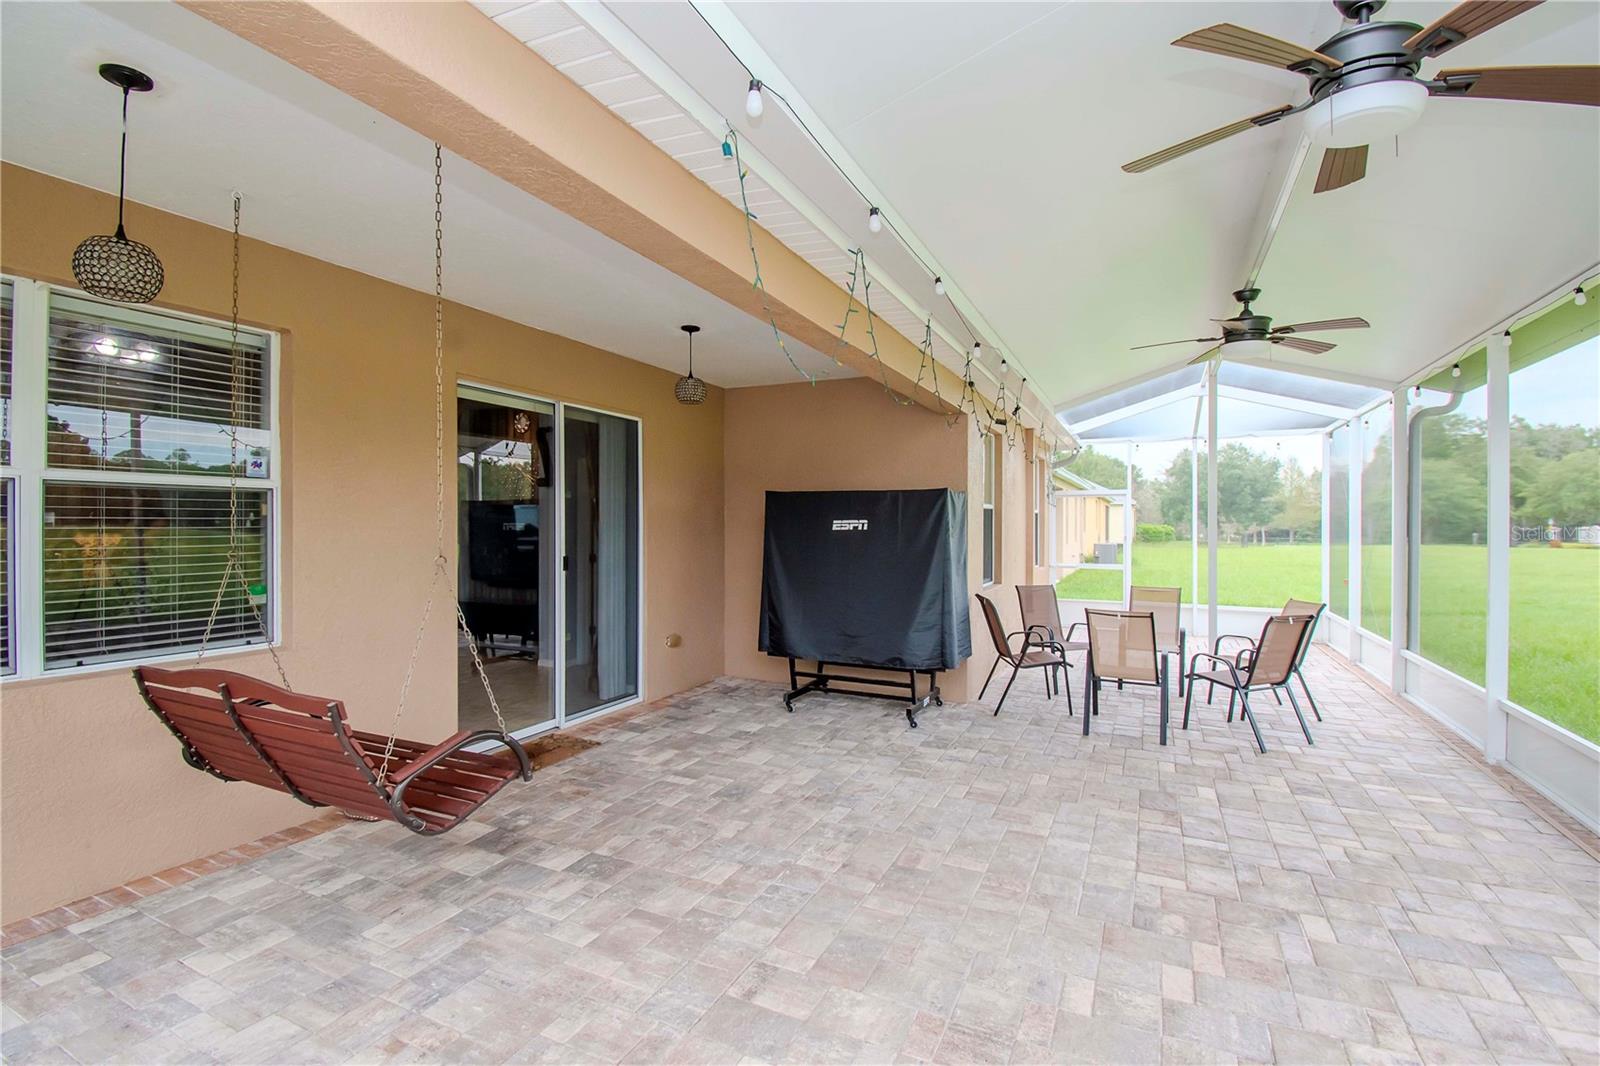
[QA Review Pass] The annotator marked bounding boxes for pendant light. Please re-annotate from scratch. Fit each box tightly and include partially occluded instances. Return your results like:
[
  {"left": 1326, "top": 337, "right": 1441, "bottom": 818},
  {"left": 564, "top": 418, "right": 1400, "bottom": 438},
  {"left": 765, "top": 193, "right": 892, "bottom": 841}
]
[
  {"left": 674, "top": 324, "right": 707, "bottom": 405},
  {"left": 72, "top": 64, "right": 165, "bottom": 303}
]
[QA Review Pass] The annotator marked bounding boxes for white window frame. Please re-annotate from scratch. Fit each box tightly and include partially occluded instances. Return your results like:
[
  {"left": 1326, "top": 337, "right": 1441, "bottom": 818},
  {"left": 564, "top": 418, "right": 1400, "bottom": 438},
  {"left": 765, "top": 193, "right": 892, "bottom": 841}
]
[
  {"left": 1032, "top": 453, "right": 1043, "bottom": 568},
  {"left": 0, "top": 275, "right": 282, "bottom": 680},
  {"left": 981, "top": 432, "right": 996, "bottom": 585}
]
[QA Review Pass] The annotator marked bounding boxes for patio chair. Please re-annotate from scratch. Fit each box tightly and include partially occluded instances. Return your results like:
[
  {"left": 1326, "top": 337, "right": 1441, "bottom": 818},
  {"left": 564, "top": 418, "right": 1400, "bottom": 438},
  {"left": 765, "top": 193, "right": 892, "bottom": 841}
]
[
  {"left": 1211, "top": 598, "right": 1327, "bottom": 721},
  {"left": 976, "top": 593, "right": 1072, "bottom": 717},
  {"left": 135, "top": 666, "right": 532, "bottom": 835},
  {"left": 1017, "top": 584, "right": 1087, "bottom": 702},
  {"left": 1081, "top": 609, "right": 1169, "bottom": 744},
  {"left": 1130, "top": 586, "right": 1187, "bottom": 696},
  {"left": 1182, "top": 614, "right": 1316, "bottom": 753}
]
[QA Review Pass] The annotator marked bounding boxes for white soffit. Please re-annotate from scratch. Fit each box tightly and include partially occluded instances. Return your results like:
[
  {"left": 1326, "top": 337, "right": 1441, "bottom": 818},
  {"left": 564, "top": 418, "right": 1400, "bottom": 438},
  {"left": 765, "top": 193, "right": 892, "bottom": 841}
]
[
  {"left": 473, "top": 0, "right": 1061, "bottom": 428},
  {"left": 0, "top": 1, "right": 840, "bottom": 388}
]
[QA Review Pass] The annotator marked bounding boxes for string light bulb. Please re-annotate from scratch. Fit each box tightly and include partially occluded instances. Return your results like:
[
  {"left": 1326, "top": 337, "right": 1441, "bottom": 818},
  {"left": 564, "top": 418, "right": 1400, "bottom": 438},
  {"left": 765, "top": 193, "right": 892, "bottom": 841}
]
[
  {"left": 867, "top": 207, "right": 883, "bottom": 234},
  {"left": 1576, "top": 286, "right": 1589, "bottom": 306},
  {"left": 933, "top": 276, "right": 945, "bottom": 297},
  {"left": 745, "top": 80, "right": 764, "bottom": 119},
  {"left": 971, "top": 341, "right": 982, "bottom": 360},
  {"left": 1451, "top": 362, "right": 1461, "bottom": 378}
]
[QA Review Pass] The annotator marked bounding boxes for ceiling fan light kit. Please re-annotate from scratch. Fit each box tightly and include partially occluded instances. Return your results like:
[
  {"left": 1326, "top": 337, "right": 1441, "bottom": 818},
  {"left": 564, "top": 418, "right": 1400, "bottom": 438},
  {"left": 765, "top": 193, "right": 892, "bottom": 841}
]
[
  {"left": 1220, "top": 337, "right": 1274, "bottom": 359},
  {"left": 1123, "top": 0, "right": 1598, "bottom": 193},
  {"left": 1303, "top": 79, "right": 1429, "bottom": 147}
]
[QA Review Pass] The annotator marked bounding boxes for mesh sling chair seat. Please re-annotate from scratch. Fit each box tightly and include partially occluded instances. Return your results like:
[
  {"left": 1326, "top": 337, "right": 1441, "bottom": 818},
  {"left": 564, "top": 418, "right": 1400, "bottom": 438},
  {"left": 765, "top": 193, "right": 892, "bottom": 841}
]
[
  {"left": 1183, "top": 613, "right": 1316, "bottom": 753},
  {"left": 135, "top": 666, "right": 532, "bottom": 835},
  {"left": 1017, "top": 584, "right": 1087, "bottom": 702},
  {"left": 976, "top": 593, "right": 1073, "bottom": 717},
  {"left": 1081, "top": 609, "right": 1170, "bottom": 744},
  {"left": 1212, "top": 598, "right": 1327, "bottom": 721},
  {"left": 1129, "top": 586, "right": 1187, "bottom": 696}
]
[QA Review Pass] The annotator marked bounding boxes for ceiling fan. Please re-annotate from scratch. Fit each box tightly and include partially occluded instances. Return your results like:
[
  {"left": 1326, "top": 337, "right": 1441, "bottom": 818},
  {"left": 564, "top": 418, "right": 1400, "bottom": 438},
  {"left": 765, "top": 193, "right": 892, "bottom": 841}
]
[
  {"left": 1124, "top": 0, "right": 1600, "bottom": 193},
  {"left": 1131, "top": 288, "right": 1370, "bottom": 364}
]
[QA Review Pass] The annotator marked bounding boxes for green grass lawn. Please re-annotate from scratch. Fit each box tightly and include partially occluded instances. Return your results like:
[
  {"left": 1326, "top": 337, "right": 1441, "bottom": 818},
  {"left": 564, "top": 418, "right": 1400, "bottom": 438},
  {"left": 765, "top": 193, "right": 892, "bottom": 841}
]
[
  {"left": 1057, "top": 541, "right": 1599, "bottom": 743},
  {"left": 1055, "top": 542, "right": 1322, "bottom": 606}
]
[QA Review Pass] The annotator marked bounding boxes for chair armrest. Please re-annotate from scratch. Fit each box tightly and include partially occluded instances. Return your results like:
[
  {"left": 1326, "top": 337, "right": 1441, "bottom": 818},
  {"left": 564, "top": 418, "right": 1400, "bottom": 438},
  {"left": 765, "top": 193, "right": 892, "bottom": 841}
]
[
  {"left": 1024, "top": 624, "right": 1057, "bottom": 648},
  {"left": 1023, "top": 625, "right": 1070, "bottom": 662},
  {"left": 1186, "top": 651, "right": 1243, "bottom": 687},
  {"left": 1064, "top": 621, "right": 1087, "bottom": 642},
  {"left": 1213, "top": 633, "right": 1256, "bottom": 656},
  {"left": 389, "top": 729, "right": 533, "bottom": 786}
]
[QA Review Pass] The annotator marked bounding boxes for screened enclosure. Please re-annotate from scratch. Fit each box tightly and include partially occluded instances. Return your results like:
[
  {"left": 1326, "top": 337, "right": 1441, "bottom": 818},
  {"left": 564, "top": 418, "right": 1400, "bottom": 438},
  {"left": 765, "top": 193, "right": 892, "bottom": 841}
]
[{"left": 1054, "top": 280, "right": 1599, "bottom": 831}]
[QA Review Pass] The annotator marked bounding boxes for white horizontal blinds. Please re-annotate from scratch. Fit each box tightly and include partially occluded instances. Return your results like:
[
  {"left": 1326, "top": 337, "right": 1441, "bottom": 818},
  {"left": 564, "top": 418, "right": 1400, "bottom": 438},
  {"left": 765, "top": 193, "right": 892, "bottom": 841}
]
[
  {"left": 45, "top": 294, "right": 269, "bottom": 476},
  {"left": 1, "top": 280, "right": 13, "bottom": 465},
  {"left": 41, "top": 482, "right": 271, "bottom": 669},
  {"left": 1, "top": 480, "right": 11, "bottom": 675}
]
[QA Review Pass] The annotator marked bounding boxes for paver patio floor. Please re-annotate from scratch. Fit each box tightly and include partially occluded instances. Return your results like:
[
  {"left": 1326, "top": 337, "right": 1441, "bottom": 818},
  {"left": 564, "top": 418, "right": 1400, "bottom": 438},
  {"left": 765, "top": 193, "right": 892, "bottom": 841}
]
[{"left": 3, "top": 651, "right": 1597, "bottom": 1064}]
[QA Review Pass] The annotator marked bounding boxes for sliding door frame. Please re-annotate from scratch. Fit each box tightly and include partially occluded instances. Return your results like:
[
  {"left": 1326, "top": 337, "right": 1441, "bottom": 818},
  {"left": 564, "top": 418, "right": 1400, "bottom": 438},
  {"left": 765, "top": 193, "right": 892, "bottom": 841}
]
[{"left": 457, "top": 381, "right": 645, "bottom": 736}]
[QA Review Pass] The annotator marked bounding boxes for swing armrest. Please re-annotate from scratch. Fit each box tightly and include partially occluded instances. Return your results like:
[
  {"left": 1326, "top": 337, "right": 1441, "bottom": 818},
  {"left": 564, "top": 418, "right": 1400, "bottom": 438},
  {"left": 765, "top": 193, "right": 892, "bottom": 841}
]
[{"left": 388, "top": 729, "right": 532, "bottom": 786}]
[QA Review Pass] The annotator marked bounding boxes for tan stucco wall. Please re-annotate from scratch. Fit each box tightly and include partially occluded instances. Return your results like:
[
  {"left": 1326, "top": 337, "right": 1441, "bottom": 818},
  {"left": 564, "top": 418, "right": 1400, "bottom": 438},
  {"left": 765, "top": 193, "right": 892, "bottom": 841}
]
[
  {"left": 722, "top": 380, "right": 1046, "bottom": 705},
  {"left": 722, "top": 378, "right": 985, "bottom": 699},
  {"left": 0, "top": 164, "right": 724, "bottom": 922}
]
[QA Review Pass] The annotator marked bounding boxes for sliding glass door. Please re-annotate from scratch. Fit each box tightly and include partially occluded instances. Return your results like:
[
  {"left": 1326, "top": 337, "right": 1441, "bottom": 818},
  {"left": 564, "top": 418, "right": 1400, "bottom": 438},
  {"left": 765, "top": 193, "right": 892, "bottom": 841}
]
[
  {"left": 457, "top": 389, "right": 557, "bottom": 733},
  {"left": 563, "top": 406, "right": 640, "bottom": 718},
  {"left": 455, "top": 387, "right": 640, "bottom": 734}
]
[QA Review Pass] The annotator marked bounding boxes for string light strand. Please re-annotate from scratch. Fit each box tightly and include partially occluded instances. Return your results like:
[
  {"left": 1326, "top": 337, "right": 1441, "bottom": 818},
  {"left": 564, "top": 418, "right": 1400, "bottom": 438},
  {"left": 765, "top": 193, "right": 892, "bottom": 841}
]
[{"left": 725, "top": 128, "right": 821, "bottom": 384}]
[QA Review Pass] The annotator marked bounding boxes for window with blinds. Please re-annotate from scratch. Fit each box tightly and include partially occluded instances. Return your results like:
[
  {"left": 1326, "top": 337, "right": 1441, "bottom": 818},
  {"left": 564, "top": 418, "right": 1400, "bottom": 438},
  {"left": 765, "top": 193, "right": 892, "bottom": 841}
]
[
  {"left": 41, "top": 482, "right": 271, "bottom": 669},
  {"left": 2, "top": 280, "right": 13, "bottom": 466},
  {"left": 0, "top": 278, "right": 278, "bottom": 678},
  {"left": 46, "top": 294, "right": 270, "bottom": 476}
]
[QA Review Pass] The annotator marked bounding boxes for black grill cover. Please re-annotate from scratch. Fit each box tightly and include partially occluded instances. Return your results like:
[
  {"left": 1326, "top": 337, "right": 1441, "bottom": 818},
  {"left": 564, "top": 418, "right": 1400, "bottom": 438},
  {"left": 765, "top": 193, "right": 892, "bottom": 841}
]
[{"left": 760, "top": 489, "right": 971, "bottom": 671}]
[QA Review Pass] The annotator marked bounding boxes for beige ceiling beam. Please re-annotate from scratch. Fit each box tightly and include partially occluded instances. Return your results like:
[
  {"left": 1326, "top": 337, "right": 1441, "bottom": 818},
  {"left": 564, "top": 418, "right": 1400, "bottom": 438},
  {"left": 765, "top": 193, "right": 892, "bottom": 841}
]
[{"left": 183, "top": 0, "right": 980, "bottom": 415}]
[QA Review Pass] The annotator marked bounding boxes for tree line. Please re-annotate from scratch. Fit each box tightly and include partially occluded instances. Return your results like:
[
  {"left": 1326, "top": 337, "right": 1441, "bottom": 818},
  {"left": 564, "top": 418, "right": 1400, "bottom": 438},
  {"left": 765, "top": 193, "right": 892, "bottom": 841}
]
[{"left": 1066, "top": 412, "right": 1598, "bottom": 546}]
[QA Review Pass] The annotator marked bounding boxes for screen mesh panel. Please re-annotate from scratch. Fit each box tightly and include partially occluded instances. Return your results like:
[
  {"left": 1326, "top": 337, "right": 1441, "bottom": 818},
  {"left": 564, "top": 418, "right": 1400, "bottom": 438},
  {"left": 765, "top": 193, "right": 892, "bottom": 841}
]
[
  {"left": 2, "top": 280, "right": 13, "bottom": 465},
  {"left": 42, "top": 482, "right": 271, "bottom": 669},
  {"left": 1, "top": 480, "right": 11, "bottom": 675},
  {"left": 46, "top": 294, "right": 270, "bottom": 476}
]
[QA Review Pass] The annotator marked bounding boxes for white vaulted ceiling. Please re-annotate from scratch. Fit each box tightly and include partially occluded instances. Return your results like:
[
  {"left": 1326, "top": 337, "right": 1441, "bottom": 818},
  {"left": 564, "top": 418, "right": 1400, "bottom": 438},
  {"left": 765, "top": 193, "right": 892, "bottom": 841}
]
[{"left": 557, "top": 0, "right": 1599, "bottom": 407}]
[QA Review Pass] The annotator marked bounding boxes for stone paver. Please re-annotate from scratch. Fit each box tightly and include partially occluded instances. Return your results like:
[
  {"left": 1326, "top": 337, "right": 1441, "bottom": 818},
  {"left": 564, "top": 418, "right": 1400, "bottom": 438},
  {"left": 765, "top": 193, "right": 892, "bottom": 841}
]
[{"left": 2, "top": 650, "right": 1597, "bottom": 1064}]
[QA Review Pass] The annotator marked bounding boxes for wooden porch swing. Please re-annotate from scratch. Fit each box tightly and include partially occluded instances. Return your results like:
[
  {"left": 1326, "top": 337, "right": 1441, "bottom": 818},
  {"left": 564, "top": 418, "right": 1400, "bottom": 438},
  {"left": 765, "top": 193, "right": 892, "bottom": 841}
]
[{"left": 134, "top": 148, "right": 532, "bottom": 835}]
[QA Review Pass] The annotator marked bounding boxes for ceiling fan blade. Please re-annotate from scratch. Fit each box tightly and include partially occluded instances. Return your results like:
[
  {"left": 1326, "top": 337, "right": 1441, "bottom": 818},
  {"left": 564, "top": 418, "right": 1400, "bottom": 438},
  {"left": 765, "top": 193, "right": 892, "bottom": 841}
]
[
  {"left": 1432, "top": 65, "right": 1600, "bottom": 107},
  {"left": 1273, "top": 317, "right": 1370, "bottom": 333},
  {"left": 1122, "top": 106, "right": 1294, "bottom": 173},
  {"left": 1313, "top": 145, "right": 1367, "bottom": 194},
  {"left": 1272, "top": 336, "right": 1336, "bottom": 355},
  {"left": 1404, "top": 1, "right": 1543, "bottom": 59},
  {"left": 1173, "top": 24, "right": 1338, "bottom": 71},
  {"left": 1186, "top": 345, "right": 1222, "bottom": 366},
  {"left": 1130, "top": 337, "right": 1223, "bottom": 350}
]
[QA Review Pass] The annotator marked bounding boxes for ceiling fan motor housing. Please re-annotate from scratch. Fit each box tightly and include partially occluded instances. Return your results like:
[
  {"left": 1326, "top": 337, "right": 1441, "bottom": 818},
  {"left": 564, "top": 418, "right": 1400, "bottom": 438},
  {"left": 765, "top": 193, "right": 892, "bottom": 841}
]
[
  {"left": 1224, "top": 288, "right": 1273, "bottom": 339},
  {"left": 1297, "top": 19, "right": 1430, "bottom": 148},
  {"left": 1303, "top": 20, "right": 1424, "bottom": 97}
]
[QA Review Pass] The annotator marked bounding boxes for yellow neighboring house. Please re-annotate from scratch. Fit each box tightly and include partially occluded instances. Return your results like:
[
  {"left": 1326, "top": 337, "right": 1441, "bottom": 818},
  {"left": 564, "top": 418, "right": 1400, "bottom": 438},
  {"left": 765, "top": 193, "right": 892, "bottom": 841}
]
[{"left": 1051, "top": 469, "right": 1130, "bottom": 567}]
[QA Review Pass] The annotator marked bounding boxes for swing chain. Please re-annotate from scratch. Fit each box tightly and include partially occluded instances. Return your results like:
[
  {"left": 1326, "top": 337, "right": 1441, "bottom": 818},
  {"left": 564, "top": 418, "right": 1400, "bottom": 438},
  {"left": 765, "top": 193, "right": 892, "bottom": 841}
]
[
  {"left": 378, "top": 146, "right": 511, "bottom": 782},
  {"left": 196, "top": 193, "right": 290, "bottom": 689}
]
